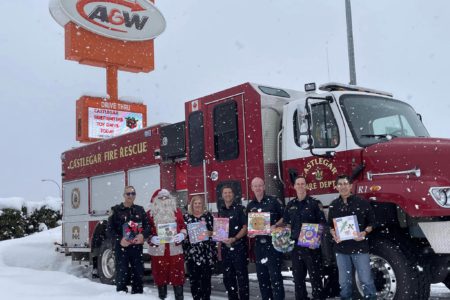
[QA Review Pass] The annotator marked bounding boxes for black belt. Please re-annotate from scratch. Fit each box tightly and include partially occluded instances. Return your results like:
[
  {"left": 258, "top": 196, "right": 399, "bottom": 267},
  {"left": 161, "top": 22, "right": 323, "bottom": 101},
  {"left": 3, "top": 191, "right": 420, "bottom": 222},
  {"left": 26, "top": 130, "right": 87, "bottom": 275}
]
[{"left": 256, "top": 236, "right": 271, "bottom": 244}]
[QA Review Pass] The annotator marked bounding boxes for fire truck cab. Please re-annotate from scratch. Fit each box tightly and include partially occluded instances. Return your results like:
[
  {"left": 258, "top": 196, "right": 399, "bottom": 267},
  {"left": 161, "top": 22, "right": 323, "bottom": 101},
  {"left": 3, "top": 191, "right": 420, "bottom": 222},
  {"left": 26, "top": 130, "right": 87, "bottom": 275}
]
[{"left": 61, "top": 82, "right": 450, "bottom": 299}]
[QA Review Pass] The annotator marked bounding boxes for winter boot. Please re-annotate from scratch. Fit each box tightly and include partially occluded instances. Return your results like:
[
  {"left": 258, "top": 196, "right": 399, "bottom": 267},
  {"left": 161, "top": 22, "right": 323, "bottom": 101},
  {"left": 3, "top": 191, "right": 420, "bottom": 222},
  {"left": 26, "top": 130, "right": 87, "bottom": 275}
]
[
  {"left": 157, "top": 285, "right": 167, "bottom": 299},
  {"left": 173, "top": 285, "right": 184, "bottom": 300}
]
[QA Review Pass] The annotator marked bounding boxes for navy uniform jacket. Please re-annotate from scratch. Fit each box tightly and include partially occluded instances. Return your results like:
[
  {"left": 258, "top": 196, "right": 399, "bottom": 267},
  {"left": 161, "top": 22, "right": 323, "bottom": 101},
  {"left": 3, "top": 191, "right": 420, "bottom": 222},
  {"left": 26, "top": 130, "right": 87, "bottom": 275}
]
[
  {"left": 107, "top": 203, "right": 151, "bottom": 246},
  {"left": 246, "top": 194, "right": 283, "bottom": 243},
  {"left": 283, "top": 195, "right": 326, "bottom": 243},
  {"left": 218, "top": 203, "right": 248, "bottom": 252}
]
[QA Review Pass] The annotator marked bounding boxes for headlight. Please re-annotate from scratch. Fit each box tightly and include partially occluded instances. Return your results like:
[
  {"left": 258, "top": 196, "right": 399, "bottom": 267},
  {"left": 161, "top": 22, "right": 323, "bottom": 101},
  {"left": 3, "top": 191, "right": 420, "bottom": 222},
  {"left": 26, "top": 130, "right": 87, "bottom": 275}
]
[{"left": 429, "top": 187, "right": 450, "bottom": 207}]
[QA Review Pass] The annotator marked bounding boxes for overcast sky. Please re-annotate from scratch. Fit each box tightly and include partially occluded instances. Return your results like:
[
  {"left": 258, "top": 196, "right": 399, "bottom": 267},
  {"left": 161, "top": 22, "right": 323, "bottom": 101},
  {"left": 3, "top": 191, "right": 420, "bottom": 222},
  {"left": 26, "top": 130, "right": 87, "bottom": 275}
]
[{"left": 1, "top": 0, "right": 450, "bottom": 200}]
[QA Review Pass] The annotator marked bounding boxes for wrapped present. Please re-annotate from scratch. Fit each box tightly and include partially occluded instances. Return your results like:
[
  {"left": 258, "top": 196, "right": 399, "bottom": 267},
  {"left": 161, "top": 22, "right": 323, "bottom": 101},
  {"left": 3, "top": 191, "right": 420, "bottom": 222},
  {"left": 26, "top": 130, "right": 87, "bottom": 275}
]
[
  {"left": 122, "top": 221, "right": 143, "bottom": 241},
  {"left": 272, "top": 227, "right": 295, "bottom": 253},
  {"left": 297, "top": 223, "right": 324, "bottom": 249}
]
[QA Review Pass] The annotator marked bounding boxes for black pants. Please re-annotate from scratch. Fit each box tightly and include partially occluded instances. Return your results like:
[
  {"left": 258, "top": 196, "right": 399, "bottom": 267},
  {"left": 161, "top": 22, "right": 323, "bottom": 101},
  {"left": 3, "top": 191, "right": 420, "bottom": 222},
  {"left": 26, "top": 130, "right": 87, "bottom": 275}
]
[
  {"left": 115, "top": 244, "right": 144, "bottom": 293},
  {"left": 187, "top": 260, "right": 212, "bottom": 300},
  {"left": 254, "top": 241, "right": 285, "bottom": 300},
  {"left": 291, "top": 246, "right": 324, "bottom": 300},
  {"left": 222, "top": 244, "right": 249, "bottom": 300}
]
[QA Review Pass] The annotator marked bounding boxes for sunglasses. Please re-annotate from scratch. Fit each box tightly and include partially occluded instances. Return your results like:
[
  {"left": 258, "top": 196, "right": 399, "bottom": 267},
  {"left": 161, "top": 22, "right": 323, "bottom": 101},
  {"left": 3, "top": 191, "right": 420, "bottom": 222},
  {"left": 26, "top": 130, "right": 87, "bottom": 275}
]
[
  {"left": 125, "top": 192, "right": 136, "bottom": 196},
  {"left": 158, "top": 196, "right": 169, "bottom": 200}
]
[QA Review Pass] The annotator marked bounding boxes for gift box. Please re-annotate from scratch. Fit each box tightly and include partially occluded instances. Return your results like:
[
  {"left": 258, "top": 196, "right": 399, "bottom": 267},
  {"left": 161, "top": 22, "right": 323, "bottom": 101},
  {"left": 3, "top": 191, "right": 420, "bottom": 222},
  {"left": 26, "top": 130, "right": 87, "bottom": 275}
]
[{"left": 297, "top": 223, "right": 324, "bottom": 249}]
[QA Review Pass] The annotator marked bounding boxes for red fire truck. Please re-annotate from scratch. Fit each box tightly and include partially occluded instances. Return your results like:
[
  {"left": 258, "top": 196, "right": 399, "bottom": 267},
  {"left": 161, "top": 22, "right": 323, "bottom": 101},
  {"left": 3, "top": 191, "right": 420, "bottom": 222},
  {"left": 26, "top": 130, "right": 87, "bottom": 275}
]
[{"left": 61, "top": 82, "right": 450, "bottom": 299}]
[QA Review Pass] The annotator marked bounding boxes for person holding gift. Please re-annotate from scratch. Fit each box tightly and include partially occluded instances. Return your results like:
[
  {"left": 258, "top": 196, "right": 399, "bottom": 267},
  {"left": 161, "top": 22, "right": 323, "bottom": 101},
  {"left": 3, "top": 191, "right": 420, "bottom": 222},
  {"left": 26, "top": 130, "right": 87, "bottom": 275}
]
[
  {"left": 107, "top": 185, "right": 151, "bottom": 294},
  {"left": 218, "top": 185, "right": 249, "bottom": 300},
  {"left": 183, "top": 195, "right": 216, "bottom": 300},
  {"left": 328, "top": 174, "right": 376, "bottom": 300},
  {"left": 147, "top": 189, "right": 187, "bottom": 300},
  {"left": 282, "top": 176, "right": 326, "bottom": 300},
  {"left": 246, "top": 177, "right": 285, "bottom": 300}
]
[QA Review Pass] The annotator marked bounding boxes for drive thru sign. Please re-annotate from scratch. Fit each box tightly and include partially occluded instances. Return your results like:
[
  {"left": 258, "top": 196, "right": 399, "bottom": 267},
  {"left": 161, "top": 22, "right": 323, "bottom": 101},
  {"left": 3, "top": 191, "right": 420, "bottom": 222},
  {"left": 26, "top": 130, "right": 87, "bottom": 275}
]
[{"left": 50, "top": 0, "right": 165, "bottom": 142}]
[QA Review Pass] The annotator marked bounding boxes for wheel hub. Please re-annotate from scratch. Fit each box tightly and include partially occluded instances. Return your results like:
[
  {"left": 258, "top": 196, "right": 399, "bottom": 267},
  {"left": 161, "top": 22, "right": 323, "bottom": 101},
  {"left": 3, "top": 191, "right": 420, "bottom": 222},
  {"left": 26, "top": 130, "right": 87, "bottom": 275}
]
[
  {"left": 355, "top": 254, "right": 397, "bottom": 299},
  {"left": 101, "top": 249, "right": 115, "bottom": 279}
]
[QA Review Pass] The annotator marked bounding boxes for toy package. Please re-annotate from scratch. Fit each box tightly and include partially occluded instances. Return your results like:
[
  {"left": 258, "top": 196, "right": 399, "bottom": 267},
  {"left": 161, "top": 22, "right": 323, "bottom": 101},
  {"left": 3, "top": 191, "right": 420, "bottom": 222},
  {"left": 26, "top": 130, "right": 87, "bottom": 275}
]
[
  {"left": 272, "top": 227, "right": 295, "bottom": 253},
  {"left": 248, "top": 212, "right": 271, "bottom": 235},
  {"left": 212, "top": 217, "right": 229, "bottom": 242},
  {"left": 297, "top": 223, "right": 324, "bottom": 249},
  {"left": 333, "top": 215, "right": 360, "bottom": 241},
  {"left": 157, "top": 222, "right": 177, "bottom": 243},
  {"left": 187, "top": 221, "right": 209, "bottom": 244}
]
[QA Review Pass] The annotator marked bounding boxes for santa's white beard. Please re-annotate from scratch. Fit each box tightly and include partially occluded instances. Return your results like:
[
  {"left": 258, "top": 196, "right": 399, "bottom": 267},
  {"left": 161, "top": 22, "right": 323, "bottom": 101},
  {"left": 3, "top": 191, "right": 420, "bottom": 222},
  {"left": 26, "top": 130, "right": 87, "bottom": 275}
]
[{"left": 150, "top": 197, "right": 177, "bottom": 225}]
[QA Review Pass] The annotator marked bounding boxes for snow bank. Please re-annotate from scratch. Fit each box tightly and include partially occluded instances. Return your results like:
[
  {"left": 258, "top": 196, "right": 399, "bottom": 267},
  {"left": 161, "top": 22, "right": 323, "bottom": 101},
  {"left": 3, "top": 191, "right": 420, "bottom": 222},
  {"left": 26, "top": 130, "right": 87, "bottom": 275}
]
[
  {"left": 0, "top": 227, "right": 184, "bottom": 300},
  {"left": 0, "top": 196, "right": 61, "bottom": 214}
]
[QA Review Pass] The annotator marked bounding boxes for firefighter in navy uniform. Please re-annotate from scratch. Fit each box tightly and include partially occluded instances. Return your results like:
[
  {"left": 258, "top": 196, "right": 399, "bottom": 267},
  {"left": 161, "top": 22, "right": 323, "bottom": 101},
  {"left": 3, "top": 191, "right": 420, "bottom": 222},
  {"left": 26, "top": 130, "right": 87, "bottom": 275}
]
[
  {"left": 218, "top": 185, "right": 250, "bottom": 300},
  {"left": 246, "top": 177, "right": 285, "bottom": 300},
  {"left": 282, "top": 176, "right": 326, "bottom": 300},
  {"left": 107, "top": 185, "right": 151, "bottom": 294}
]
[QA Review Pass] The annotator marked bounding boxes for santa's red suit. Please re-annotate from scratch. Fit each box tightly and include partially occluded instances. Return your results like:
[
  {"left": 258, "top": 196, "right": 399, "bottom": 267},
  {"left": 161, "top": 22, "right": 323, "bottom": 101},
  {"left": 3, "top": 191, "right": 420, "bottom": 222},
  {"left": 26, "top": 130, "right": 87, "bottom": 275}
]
[{"left": 147, "top": 189, "right": 186, "bottom": 287}]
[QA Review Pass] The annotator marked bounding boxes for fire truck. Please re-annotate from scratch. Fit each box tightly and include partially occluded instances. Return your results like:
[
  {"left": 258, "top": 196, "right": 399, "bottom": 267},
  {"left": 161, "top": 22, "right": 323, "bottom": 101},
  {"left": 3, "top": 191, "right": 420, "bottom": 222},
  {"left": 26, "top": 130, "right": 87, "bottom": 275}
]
[{"left": 61, "top": 82, "right": 450, "bottom": 299}]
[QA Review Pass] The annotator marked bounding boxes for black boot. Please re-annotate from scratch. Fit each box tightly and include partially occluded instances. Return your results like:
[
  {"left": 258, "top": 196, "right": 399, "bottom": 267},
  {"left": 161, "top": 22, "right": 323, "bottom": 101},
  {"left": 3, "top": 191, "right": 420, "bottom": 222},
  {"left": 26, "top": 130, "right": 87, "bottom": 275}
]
[
  {"left": 173, "top": 285, "right": 184, "bottom": 300},
  {"left": 157, "top": 285, "right": 167, "bottom": 299}
]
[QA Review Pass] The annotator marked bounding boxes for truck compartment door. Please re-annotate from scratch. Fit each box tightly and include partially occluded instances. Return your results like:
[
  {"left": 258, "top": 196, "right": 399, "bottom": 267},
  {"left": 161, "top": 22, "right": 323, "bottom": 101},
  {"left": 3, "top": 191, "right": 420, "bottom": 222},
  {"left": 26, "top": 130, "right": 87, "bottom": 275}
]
[{"left": 90, "top": 171, "right": 125, "bottom": 215}]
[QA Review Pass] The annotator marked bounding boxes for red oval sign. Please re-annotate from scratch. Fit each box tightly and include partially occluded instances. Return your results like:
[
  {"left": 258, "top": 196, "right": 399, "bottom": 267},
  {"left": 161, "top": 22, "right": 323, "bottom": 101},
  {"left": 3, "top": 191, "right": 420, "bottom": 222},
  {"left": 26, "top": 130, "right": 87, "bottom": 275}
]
[{"left": 50, "top": 0, "right": 166, "bottom": 41}]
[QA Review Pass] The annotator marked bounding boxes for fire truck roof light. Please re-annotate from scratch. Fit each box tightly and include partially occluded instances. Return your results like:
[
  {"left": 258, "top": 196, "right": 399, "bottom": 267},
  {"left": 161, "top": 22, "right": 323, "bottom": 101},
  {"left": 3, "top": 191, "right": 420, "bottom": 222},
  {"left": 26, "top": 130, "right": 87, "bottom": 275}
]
[
  {"left": 304, "top": 83, "right": 316, "bottom": 92},
  {"left": 258, "top": 86, "right": 291, "bottom": 98},
  {"left": 319, "top": 82, "right": 393, "bottom": 97}
]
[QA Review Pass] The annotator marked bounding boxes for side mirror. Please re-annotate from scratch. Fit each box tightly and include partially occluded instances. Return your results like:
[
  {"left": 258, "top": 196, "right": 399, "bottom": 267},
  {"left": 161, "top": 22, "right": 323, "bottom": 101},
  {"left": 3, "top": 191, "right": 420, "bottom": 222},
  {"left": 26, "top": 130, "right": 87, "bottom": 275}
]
[
  {"left": 299, "top": 135, "right": 309, "bottom": 149},
  {"left": 297, "top": 109, "right": 311, "bottom": 150}
]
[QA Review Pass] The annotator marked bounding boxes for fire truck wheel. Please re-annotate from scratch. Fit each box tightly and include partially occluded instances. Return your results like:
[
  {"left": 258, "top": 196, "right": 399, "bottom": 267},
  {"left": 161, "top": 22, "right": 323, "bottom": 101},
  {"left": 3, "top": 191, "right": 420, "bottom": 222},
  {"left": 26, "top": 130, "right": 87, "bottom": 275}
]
[
  {"left": 97, "top": 241, "right": 116, "bottom": 285},
  {"left": 443, "top": 274, "right": 450, "bottom": 290},
  {"left": 353, "top": 238, "right": 430, "bottom": 300},
  {"left": 322, "top": 265, "right": 340, "bottom": 298}
]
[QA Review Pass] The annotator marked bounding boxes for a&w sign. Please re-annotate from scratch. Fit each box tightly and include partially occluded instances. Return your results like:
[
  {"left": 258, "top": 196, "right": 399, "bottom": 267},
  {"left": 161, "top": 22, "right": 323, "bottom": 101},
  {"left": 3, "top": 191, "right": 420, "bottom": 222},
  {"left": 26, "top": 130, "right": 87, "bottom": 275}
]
[{"left": 50, "top": 0, "right": 166, "bottom": 41}]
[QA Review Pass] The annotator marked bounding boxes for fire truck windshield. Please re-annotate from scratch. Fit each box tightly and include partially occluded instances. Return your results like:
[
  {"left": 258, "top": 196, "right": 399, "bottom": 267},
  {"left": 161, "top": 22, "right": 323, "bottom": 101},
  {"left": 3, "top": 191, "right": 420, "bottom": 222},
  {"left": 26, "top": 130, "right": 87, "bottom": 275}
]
[{"left": 339, "top": 94, "right": 430, "bottom": 146}]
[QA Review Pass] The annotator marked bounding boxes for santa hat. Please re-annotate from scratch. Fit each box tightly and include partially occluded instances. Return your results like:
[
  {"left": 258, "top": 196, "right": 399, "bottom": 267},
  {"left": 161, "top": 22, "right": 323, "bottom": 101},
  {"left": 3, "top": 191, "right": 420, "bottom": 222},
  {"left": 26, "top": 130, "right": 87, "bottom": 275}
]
[{"left": 150, "top": 188, "right": 171, "bottom": 203}]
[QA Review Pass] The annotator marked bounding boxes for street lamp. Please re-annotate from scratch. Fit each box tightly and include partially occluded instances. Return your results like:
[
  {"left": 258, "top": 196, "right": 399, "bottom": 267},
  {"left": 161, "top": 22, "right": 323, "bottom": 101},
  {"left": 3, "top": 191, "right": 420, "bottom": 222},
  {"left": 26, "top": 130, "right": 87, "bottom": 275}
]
[{"left": 41, "top": 179, "right": 62, "bottom": 197}]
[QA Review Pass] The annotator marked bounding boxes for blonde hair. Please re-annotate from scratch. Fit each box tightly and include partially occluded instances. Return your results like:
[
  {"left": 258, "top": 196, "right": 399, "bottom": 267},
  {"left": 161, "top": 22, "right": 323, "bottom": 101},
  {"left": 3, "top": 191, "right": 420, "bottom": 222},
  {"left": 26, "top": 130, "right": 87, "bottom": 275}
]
[{"left": 188, "top": 195, "right": 206, "bottom": 215}]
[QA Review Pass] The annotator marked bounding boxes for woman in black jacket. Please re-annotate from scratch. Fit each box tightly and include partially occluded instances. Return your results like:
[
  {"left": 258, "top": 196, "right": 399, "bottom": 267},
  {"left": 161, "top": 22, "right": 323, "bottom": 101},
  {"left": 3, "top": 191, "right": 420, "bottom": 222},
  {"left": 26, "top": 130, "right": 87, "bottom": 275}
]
[{"left": 184, "top": 195, "right": 216, "bottom": 300}]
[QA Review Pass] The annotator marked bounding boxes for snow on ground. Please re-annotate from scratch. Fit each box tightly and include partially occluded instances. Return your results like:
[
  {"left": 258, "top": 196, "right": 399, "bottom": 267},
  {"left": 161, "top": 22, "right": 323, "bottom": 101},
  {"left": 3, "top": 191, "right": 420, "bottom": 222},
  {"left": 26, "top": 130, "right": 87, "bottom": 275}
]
[
  {"left": 0, "top": 226, "right": 449, "bottom": 299},
  {"left": 0, "top": 227, "right": 164, "bottom": 300}
]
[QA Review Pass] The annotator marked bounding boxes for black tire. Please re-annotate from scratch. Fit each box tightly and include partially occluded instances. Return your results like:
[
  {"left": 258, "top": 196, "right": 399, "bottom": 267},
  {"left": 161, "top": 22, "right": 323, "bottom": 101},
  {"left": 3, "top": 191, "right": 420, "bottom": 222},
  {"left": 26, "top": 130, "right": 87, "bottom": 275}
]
[
  {"left": 322, "top": 265, "right": 340, "bottom": 298},
  {"left": 353, "top": 238, "right": 430, "bottom": 300},
  {"left": 97, "top": 240, "right": 116, "bottom": 285},
  {"left": 443, "top": 274, "right": 450, "bottom": 290}
]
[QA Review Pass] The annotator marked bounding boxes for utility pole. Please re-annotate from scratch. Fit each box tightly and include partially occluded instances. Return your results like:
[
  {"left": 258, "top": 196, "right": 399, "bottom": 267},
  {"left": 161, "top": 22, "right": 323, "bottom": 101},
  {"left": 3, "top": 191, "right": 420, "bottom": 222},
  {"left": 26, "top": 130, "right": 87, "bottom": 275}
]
[{"left": 345, "top": 0, "right": 357, "bottom": 85}]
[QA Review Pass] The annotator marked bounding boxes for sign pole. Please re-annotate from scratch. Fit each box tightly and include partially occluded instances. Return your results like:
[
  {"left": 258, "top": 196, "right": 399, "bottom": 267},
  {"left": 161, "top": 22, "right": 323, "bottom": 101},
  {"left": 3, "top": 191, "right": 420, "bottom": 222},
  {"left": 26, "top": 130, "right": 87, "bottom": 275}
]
[{"left": 106, "top": 66, "right": 118, "bottom": 102}]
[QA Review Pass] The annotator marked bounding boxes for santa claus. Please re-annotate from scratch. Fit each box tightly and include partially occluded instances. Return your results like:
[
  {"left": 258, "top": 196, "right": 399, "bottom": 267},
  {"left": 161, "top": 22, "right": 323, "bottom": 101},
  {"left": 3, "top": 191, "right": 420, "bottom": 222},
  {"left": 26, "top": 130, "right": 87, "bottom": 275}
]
[{"left": 147, "top": 189, "right": 187, "bottom": 300}]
